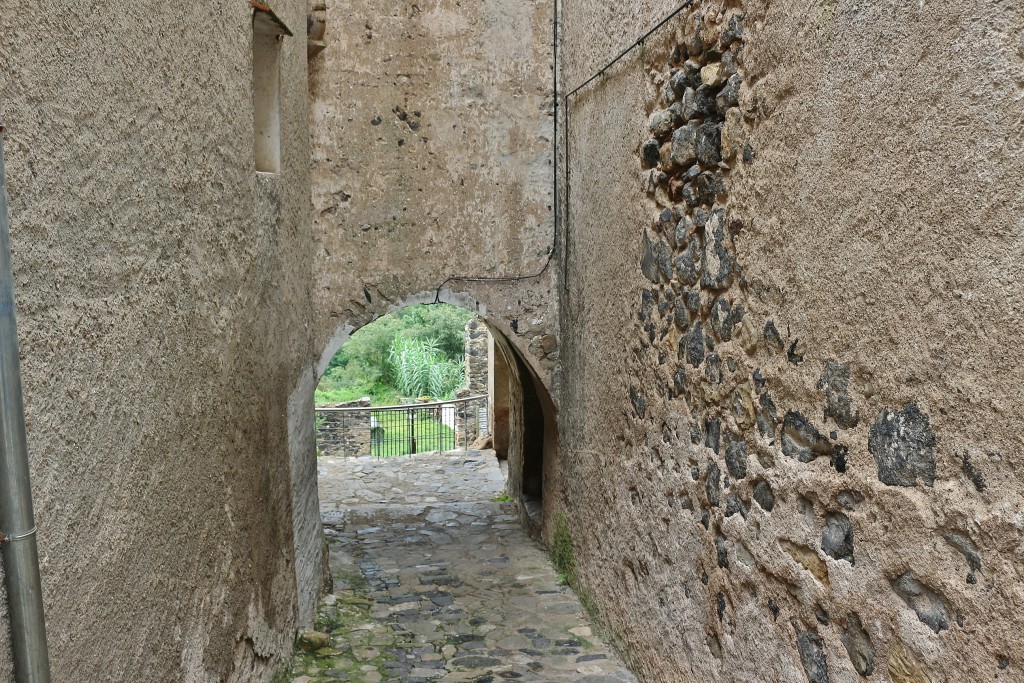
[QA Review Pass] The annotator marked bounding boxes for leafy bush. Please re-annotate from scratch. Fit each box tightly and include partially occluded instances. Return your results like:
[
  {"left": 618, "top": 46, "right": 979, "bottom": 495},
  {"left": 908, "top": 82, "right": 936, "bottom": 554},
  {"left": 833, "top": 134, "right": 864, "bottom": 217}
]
[
  {"left": 389, "top": 337, "right": 466, "bottom": 400},
  {"left": 316, "top": 304, "right": 474, "bottom": 406}
]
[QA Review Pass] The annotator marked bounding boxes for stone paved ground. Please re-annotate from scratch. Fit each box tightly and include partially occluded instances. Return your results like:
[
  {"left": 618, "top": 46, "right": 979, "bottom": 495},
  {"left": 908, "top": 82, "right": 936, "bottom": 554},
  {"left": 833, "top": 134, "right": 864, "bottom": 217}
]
[{"left": 288, "top": 450, "right": 638, "bottom": 683}]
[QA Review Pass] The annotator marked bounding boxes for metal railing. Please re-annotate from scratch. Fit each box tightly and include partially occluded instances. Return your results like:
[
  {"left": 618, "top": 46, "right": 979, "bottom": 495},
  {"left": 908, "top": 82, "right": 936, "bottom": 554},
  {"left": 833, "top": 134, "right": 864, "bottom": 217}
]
[{"left": 316, "top": 395, "right": 489, "bottom": 458}]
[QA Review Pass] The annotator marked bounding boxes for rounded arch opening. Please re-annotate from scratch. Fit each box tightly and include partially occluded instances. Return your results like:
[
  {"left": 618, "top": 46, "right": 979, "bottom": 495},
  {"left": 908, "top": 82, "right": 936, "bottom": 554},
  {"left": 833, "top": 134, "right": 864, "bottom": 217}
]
[{"left": 311, "top": 289, "right": 558, "bottom": 537}]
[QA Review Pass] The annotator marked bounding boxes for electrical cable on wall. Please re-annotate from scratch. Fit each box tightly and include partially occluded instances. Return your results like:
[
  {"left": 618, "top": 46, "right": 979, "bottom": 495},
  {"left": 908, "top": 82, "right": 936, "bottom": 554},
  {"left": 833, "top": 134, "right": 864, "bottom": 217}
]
[
  {"left": 561, "top": 0, "right": 698, "bottom": 293},
  {"left": 435, "top": 0, "right": 698, "bottom": 302}
]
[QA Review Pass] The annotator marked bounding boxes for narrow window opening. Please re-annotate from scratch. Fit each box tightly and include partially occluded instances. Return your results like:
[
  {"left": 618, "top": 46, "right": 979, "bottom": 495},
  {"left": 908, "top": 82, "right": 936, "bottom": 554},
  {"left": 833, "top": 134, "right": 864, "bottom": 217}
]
[{"left": 251, "top": 3, "right": 292, "bottom": 174}]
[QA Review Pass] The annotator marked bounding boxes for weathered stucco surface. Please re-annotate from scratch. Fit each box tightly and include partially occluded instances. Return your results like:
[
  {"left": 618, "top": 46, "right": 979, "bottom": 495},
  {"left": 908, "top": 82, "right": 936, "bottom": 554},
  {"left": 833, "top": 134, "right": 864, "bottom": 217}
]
[
  {"left": 0, "top": 1, "right": 317, "bottom": 679},
  {"left": 0, "top": 0, "right": 1019, "bottom": 679},
  {"left": 308, "top": 0, "right": 559, "bottom": 386},
  {"left": 557, "top": 0, "right": 1024, "bottom": 681}
]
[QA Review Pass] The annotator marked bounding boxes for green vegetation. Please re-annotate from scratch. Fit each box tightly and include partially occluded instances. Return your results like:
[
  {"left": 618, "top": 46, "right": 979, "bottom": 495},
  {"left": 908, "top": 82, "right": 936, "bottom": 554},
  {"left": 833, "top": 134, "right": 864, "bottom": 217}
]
[
  {"left": 316, "top": 304, "right": 475, "bottom": 406},
  {"left": 389, "top": 337, "right": 466, "bottom": 399},
  {"left": 551, "top": 514, "right": 577, "bottom": 583}
]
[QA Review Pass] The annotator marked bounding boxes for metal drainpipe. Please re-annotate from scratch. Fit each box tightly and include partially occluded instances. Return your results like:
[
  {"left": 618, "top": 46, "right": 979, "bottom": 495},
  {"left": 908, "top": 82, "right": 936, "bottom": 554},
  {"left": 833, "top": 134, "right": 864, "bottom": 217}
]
[{"left": 0, "top": 129, "right": 52, "bottom": 682}]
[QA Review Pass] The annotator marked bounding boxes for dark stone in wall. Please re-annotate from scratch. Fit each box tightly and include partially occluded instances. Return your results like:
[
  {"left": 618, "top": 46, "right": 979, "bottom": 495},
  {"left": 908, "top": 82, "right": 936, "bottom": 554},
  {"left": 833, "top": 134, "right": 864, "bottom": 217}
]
[
  {"left": 673, "top": 368, "right": 688, "bottom": 397},
  {"left": 705, "top": 354, "right": 722, "bottom": 383},
  {"left": 830, "top": 445, "right": 848, "bottom": 473},
  {"left": 671, "top": 123, "right": 698, "bottom": 167},
  {"left": 669, "top": 68, "right": 693, "bottom": 99},
  {"left": 764, "top": 320, "right": 784, "bottom": 353},
  {"left": 629, "top": 388, "right": 646, "bottom": 420},
  {"left": 725, "top": 493, "right": 748, "bottom": 519},
  {"left": 943, "top": 533, "right": 981, "bottom": 584},
  {"left": 841, "top": 613, "right": 875, "bottom": 677},
  {"left": 752, "top": 368, "right": 766, "bottom": 391},
  {"left": 693, "top": 207, "right": 711, "bottom": 229},
  {"left": 701, "top": 211, "right": 733, "bottom": 290},
  {"left": 682, "top": 86, "right": 716, "bottom": 120},
  {"left": 695, "top": 122, "right": 722, "bottom": 166},
  {"left": 705, "top": 460, "right": 722, "bottom": 507},
  {"left": 818, "top": 361, "right": 859, "bottom": 429},
  {"left": 781, "top": 411, "right": 832, "bottom": 463},
  {"left": 681, "top": 321, "right": 706, "bottom": 367},
  {"left": 686, "top": 291, "right": 700, "bottom": 315},
  {"left": 720, "top": 13, "right": 744, "bottom": 47},
  {"left": 704, "top": 418, "right": 721, "bottom": 454},
  {"left": 758, "top": 392, "right": 779, "bottom": 441},
  {"left": 675, "top": 214, "right": 695, "bottom": 246},
  {"left": 642, "top": 139, "right": 661, "bottom": 169},
  {"left": 675, "top": 241, "right": 701, "bottom": 286},
  {"left": 716, "top": 74, "right": 742, "bottom": 111},
  {"left": 724, "top": 433, "right": 748, "bottom": 479},
  {"left": 742, "top": 142, "right": 756, "bottom": 163},
  {"left": 814, "top": 605, "right": 829, "bottom": 626},
  {"left": 752, "top": 481, "right": 775, "bottom": 512},
  {"left": 821, "top": 512, "right": 854, "bottom": 564},
  {"left": 959, "top": 451, "right": 986, "bottom": 492},
  {"left": 868, "top": 403, "right": 936, "bottom": 487},
  {"left": 716, "top": 534, "right": 729, "bottom": 568},
  {"left": 695, "top": 171, "right": 726, "bottom": 205},
  {"left": 796, "top": 631, "right": 830, "bottom": 683},
  {"left": 787, "top": 339, "right": 804, "bottom": 365},
  {"left": 891, "top": 573, "right": 951, "bottom": 634},
  {"left": 641, "top": 230, "right": 673, "bottom": 283},
  {"left": 640, "top": 289, "right": 656, "bottom": 322}
]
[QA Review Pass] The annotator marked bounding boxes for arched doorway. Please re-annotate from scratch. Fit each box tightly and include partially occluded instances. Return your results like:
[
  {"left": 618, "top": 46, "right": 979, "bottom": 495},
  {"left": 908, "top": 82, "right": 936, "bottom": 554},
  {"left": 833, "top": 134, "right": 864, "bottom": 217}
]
[{"left": 311, "top": 290, "right": 557, "bottom": 530}]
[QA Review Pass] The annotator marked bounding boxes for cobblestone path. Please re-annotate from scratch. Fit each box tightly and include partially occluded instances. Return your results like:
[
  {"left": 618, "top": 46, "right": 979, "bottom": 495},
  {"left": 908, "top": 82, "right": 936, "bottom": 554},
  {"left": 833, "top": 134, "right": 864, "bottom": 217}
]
[{"left": 289, "top": 450, "right": 637, "bottom": 683}]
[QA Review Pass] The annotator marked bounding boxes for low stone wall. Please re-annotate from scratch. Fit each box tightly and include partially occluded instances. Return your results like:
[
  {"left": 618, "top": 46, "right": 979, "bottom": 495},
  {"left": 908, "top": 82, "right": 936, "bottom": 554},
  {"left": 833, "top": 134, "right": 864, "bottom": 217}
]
[
  {"left": 317, "top": 398, "right": 373, "bottom": 457},
  {"left": 453, "top": 391, "right": 488, "bottom": 448}
]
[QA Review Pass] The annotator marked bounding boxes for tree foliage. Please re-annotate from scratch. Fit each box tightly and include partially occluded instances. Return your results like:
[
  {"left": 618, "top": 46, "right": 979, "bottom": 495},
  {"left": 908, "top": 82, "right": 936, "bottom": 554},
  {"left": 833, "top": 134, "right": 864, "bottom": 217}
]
[{"left": 316, "top": 304, "right": 475, "bottom": 406}]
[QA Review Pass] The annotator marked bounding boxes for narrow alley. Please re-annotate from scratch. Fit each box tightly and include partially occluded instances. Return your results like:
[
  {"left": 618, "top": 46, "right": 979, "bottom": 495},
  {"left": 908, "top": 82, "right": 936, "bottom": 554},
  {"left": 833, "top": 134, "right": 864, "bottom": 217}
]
[{"left": 289, "top": 450, "right": 637, "bottom": 683}]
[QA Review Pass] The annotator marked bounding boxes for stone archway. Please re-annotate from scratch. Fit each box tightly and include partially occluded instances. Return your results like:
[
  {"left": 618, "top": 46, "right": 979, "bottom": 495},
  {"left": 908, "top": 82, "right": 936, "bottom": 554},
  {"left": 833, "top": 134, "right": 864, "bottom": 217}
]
[{"left": 289, "top": 288, "right": 559, "bottom": 624}]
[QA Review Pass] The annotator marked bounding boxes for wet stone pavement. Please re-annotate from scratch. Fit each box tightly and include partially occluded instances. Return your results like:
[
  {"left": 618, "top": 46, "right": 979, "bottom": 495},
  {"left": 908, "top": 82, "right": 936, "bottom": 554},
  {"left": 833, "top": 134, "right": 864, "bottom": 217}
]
[{"left": 289, "top": 450, "right": 637, "bottom": 683}]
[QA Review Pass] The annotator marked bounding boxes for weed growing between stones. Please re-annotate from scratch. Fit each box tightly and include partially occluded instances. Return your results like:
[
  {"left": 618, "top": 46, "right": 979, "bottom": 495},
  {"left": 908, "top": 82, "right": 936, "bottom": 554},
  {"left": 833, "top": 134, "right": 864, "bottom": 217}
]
[
  {"left": 550, "top": 513, "right": 576, "bottom": 581},
  {"left": 549, "top": 514, "right": 604, "bottom": 635}
]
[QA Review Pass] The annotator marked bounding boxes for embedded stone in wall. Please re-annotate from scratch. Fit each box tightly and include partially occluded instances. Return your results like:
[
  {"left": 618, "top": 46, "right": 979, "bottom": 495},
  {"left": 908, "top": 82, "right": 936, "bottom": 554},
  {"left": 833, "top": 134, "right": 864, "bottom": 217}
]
[
  {"left": 841, "top": 613, "right": 875, "bottom": 677},
  {"left": 724, "top": 432, "right": 748, "bottom": 479},
  {"left": 781, "top": 411, "right": 832, "bottom": 463},
  {"left": 752, "top": 480, "right": 775, "bottom": 512},
  {"left": 821, "top": 512, "right": 854, "bottom": 564},
  {"left": 464, "top": 317, "right": 489, "bottom": 396},
  {"left": 818, "top": 361, "right": 859, "bottom": 429},
  {"left": 942, "top": 533, "right": 981, "bottom": 584},
  {"left": 868, "top": 404, "right": 936, "bottom": 487},
  {"left": 890, "top": 573, "right": 951, "bottom": 634},
  {"left": 795, "top": 630, "right": 830, "bottom": 683},
  {"left": 701, "top": 210, "right": 732, "bottom": 289}
]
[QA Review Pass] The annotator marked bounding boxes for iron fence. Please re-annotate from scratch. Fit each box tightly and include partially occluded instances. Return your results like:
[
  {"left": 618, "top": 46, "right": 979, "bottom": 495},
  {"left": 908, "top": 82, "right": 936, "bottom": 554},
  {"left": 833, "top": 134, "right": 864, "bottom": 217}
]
[{"left": 316, "top": 395, "right": 489, "bottom": 458}]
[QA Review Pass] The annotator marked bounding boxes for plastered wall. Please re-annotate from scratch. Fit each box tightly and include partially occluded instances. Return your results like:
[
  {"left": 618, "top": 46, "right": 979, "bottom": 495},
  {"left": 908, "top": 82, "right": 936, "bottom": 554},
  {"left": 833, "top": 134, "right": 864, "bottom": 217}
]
[
  {"left": 308, "top": 0, "right": 559, "bottom": 384},
  {"left": 557, "top": 1, "right": 1024, "bottom": 681},
  {"left": 0, "top": 1, "right": 317, "bottom": 679}
]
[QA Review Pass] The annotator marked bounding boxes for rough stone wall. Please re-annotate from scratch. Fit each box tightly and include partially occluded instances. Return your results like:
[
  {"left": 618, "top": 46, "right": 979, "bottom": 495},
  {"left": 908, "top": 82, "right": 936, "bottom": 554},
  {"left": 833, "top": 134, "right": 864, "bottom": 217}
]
[
  {"left": 316, "top": 400, "right": 374, "bottom": 458},
  {"left": 0, "top": 1, "right": 317, "bottom": 680},
  {"left": 308, "top": 0, "right": 559, "bottom": 392},
  {"left": 557, "top": 1, "right": 1024, "bottom": 682},
  {"left": 464, "top": 317, "right": 489, "bottom": 396},
  {"left": 489, "top": 333, "right": 512, "bottom": 460}
]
